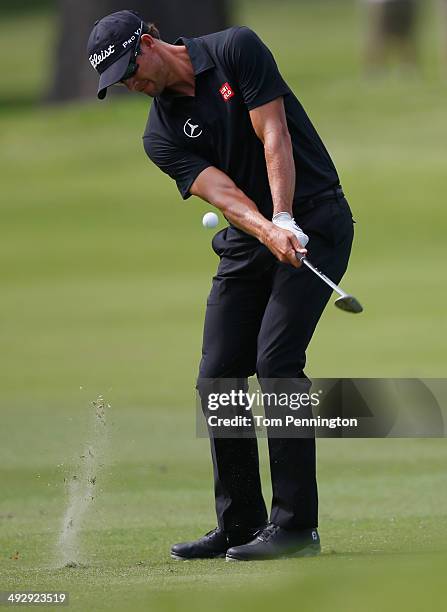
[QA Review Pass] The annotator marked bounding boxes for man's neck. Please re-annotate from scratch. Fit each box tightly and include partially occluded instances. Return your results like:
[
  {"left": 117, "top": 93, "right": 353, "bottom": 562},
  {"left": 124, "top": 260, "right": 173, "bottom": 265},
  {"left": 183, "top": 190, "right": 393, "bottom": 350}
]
[{"left": 164, "top": 43, "right": 195, "bottom": 97}]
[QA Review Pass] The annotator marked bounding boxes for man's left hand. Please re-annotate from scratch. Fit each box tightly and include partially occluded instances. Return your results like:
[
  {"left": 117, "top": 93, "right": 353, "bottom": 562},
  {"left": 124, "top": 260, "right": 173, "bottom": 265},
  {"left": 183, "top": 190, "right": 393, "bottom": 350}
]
[{"left": 272, "top": 212, "right": 309, "bottom": 249}]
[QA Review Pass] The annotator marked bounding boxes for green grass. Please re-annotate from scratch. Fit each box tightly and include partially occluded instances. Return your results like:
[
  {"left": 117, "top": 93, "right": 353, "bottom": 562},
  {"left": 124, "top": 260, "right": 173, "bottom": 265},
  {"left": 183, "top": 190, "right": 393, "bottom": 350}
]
[{"left": 1, "top": 1, "right": 447, "bottom": 610}]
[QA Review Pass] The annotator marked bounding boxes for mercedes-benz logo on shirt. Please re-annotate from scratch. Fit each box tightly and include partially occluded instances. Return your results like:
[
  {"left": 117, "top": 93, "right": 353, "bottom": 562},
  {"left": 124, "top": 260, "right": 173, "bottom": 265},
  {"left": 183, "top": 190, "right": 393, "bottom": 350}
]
[{"left": 183, "top": 118, "right": 203, "bottom": 138}]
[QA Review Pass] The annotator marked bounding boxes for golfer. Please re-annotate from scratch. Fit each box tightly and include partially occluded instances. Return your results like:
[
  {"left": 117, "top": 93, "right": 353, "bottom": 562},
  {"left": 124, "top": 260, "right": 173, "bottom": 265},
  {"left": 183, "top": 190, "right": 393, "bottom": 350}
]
[{"left": 88, "top": 10, "right": 355, "bottom": 561}]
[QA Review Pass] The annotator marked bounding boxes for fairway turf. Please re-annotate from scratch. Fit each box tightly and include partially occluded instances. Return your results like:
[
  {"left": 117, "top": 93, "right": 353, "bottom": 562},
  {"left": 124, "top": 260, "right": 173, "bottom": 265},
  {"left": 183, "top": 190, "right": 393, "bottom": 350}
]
[{"left": 1, "top": 1, "right": 447, "bottom": 610}]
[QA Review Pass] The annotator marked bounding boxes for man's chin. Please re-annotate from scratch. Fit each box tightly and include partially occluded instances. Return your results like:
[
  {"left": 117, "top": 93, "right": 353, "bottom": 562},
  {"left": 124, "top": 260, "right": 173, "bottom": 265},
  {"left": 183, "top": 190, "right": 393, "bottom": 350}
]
[
  {"left": 138, "top": 82, "right": 162, "bottom": 98},
  {"left": 148, "top": 85, "right": 164, "bottom": 97}
]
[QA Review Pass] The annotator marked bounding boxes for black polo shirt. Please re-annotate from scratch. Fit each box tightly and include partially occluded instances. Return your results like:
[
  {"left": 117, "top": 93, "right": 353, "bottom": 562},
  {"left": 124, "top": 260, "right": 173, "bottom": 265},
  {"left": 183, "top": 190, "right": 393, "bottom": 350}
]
[{"left": 143, "top": 26, "right": 339, "bottom": 218}]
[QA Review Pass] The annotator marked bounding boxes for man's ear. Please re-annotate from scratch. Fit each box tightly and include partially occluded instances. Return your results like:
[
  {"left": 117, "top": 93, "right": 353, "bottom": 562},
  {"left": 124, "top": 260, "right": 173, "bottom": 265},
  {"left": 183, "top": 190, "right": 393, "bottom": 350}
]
[{"left": 140, "top": 34, "right": 156, "bottom": 49}]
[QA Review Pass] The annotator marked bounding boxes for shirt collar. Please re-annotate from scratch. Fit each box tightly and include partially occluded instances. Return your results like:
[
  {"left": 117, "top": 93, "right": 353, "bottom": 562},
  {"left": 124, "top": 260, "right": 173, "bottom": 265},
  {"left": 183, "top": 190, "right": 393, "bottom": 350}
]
[
  {"left": 157, "top": 37, "right": 215, "bottom": 106},
  {"left": 173, "top": 36, "right": 215, "bottom": 76}
]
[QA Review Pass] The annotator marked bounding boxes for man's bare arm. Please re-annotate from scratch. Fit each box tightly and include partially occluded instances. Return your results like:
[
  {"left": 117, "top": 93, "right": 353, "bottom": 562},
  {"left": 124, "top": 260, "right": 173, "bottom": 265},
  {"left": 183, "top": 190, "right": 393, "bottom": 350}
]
[
  {"left": 249, "top": 97, "right": 295, "bottom": 216},
  {"left": 190, "top": 166, "right": 305, "bottom": 267}
]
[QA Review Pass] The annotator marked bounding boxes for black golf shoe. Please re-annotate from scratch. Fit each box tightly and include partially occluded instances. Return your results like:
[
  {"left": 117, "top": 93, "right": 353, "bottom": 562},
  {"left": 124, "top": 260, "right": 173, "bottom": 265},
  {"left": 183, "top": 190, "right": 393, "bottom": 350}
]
[
  {"left": 225, "top": 523, "right": 321, "bottom": 561},
  {"left": 170, "top": 526, "right": 264, "bottom": 560}
]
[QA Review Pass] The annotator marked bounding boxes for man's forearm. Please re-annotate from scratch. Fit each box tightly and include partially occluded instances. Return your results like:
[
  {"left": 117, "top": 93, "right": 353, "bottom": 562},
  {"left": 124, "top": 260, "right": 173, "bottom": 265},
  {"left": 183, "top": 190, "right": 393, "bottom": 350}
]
[
  {"left": 211, "top": 182, "right": 305, "bottom": 268},
  {"left": 263, "top": 128, "right": 295, "bottom": 216},
  {"left": 211, "top": 183, "right": 272, "bottom": 244},
  {"left": 190, "top": 165, "right": 305, "bottom": 268},
  {"left": 190, "top": 166, "right": 273, "bottom": 243}
]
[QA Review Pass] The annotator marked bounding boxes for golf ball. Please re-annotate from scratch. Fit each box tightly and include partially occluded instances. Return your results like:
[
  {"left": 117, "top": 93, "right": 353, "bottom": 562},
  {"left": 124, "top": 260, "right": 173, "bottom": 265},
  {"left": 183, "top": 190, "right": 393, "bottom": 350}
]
[{"left": 202, "top": 212, "right": 219, "bottom": 229}]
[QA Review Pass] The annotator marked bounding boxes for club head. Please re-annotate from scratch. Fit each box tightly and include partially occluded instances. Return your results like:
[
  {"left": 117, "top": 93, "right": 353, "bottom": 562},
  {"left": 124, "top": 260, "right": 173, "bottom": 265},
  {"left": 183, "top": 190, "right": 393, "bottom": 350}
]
[{"left": 334, "top": 295, "right": 363, "bottom": 314}]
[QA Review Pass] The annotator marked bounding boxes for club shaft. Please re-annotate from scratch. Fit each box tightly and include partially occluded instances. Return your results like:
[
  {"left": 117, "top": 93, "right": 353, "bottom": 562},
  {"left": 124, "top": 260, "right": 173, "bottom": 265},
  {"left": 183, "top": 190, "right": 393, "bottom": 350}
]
[{"left": 298, "top": 255, "right": 348, "bottom": 298}]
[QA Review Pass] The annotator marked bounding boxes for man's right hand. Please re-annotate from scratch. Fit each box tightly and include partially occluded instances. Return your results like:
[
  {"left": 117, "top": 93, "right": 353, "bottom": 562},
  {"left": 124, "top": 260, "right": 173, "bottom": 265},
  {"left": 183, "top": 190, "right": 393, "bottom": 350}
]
[{"left": 262, "top": 224, "right": 307, "bottom": 268}]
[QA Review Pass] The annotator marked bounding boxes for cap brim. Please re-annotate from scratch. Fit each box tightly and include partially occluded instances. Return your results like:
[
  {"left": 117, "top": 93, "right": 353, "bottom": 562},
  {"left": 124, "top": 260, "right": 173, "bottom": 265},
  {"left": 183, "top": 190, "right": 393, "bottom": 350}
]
[{"left": 97, "top": 49, "right": 133, "bottom": 100}]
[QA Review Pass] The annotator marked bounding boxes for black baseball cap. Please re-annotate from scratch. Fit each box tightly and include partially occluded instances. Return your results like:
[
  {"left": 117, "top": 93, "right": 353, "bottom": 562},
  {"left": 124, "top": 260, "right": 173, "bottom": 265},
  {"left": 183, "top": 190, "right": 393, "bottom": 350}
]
[{"left": 87, "top": 10, "right": 144, "bottom": 100}]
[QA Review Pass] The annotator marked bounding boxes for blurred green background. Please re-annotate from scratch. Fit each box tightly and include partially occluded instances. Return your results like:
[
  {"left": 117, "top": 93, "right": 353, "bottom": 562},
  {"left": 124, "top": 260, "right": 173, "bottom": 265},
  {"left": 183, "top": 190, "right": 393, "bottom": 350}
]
[{"left": 1, "top": 1, "right": 446, "bottom": 611}]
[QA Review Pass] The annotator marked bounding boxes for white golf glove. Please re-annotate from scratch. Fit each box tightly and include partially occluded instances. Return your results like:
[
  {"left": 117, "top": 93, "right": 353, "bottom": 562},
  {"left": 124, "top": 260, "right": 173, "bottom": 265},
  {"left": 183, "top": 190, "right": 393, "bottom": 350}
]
[{"left": 272, "top": 212, "right": 309, "bottom": 248}]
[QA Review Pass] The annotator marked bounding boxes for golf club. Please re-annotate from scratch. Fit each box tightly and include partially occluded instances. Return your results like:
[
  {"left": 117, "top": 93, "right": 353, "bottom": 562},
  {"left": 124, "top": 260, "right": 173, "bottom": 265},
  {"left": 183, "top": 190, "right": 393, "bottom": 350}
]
[{"left": 296, "top": 252, "right": 363, "bottom": 314}]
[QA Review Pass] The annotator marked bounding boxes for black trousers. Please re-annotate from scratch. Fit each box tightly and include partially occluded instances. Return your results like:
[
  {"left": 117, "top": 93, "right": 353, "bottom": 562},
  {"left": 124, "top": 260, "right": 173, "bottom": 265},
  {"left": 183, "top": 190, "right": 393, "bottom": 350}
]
[{"left": 197, "top": 188, "right": 355, "bottom": 533}]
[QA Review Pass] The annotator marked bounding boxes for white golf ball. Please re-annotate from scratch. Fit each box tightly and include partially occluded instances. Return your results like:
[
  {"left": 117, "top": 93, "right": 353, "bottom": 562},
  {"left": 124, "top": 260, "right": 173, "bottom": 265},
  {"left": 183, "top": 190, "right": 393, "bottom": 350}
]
[{"left": 202, "top": 212, "right": 219, "bottom": 229}]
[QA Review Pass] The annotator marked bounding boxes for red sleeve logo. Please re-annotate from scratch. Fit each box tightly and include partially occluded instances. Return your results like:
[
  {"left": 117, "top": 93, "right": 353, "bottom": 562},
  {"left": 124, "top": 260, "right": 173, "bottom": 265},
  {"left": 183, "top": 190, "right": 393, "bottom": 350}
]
[{"left": 219, "top": 82, "right": 235, "bottom": 102}]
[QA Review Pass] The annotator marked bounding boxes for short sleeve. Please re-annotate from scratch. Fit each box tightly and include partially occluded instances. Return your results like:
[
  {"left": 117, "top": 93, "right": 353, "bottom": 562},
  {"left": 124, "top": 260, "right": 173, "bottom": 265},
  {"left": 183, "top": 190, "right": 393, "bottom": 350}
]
[
  {"left": 143, "top": 134, "right": 212, "bottom": 200},
  {"left": 226, "top": 27, "right": 290, "bottom": 110}
]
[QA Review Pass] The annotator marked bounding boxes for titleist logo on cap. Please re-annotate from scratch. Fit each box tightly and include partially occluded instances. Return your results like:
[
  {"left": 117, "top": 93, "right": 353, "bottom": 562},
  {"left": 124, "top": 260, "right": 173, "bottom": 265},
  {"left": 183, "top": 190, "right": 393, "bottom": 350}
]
[{"left": 89, "top": 44, "right": 115, "bottom": 70}]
